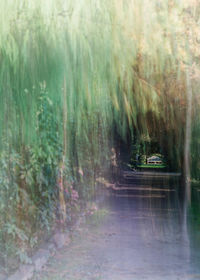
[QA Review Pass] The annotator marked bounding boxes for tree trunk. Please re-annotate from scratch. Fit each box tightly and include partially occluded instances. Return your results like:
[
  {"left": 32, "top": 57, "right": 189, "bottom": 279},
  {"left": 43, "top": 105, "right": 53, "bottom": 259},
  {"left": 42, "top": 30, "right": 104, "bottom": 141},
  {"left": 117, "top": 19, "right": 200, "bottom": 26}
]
[{"left": 184, "top": 68, "right": 192, "bottom": 205}]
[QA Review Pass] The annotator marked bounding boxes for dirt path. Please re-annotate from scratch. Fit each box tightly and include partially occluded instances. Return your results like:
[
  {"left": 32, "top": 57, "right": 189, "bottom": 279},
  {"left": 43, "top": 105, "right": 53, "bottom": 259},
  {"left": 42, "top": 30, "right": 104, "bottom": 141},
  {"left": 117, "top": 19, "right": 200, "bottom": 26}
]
[{"left": 32, "top": 182, "right": 200, "bottom": 280}]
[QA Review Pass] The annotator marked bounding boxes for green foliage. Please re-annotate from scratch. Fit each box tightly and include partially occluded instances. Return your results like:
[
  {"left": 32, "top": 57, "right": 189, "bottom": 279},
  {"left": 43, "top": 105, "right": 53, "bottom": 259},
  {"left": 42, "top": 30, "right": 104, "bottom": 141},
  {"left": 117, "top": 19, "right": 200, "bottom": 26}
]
[
  {"left": 0, "top": 88, "right": 75, "bottom": 270},
  {"left": 137, "top": 164, "right": 166, "bottom": 169},
  {"left": 0, "top": 0, "right": 200, "bottom": 271},
  {"left": 0, "top": 147, "right": 21, "bottom": 268}
]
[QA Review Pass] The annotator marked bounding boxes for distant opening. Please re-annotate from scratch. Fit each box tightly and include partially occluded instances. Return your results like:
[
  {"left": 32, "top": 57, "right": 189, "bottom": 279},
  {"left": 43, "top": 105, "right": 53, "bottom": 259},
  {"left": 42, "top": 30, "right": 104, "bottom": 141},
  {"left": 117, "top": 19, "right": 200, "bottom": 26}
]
[{"left": 113, "top": 110, "right": 184, "bottom": 174}]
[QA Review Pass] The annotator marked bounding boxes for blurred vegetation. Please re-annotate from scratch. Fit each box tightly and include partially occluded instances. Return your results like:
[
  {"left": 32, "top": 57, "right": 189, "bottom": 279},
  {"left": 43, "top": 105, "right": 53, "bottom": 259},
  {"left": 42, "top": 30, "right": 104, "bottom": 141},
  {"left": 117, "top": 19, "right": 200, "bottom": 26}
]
[
  {"left": 0, "top": 0, "right": 200, "bottom": 271},
  {"left": 190, "top": 184, "right": 200, "bottom": 228}
]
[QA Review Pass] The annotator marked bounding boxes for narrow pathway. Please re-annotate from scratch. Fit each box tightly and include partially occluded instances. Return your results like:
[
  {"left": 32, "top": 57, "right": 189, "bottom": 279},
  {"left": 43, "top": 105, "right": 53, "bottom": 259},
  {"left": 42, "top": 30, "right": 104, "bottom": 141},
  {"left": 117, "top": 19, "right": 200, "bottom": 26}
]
[{"left": 32, "top": 174, "right": 200, "bottom": 280}]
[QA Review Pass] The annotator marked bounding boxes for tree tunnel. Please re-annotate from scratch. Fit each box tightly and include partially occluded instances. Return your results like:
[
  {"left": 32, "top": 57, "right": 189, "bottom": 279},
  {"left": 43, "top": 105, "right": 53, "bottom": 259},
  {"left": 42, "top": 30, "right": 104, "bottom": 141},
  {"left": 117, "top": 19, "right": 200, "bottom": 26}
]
[
  {"left": 1, "top": 1, "right": 200, "bottom": 273},
  {"left": 112, "top": 109, "right": 185, "bottom": 173}
]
